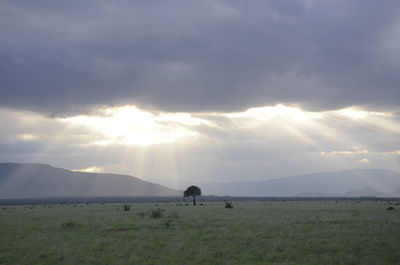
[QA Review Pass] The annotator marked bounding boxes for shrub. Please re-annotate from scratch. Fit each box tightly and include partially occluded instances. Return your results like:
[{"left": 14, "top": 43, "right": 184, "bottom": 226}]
[
  {"left": 137, "top": 211, "right": 146, "bottom": 218},
  {"left": 164, "top": 219, "right": 172, "bottom": 228},
  {"left": 150, "top": 208, "right": 164, "bottom": 218},
  {"left": 387, "top": 206, "right": 394, "bottom": 211},
  {"left": 168, "top": 211, "right": 180, "bottom": 219},
  {"left": 225, "top": 201, "right": 234, "bottom": 208},
  {"left": 61, "top": 220, "right": 81, "bottom": 229},
  {"left": 123, "top": 204, "right": 131, "bottom": 211}
]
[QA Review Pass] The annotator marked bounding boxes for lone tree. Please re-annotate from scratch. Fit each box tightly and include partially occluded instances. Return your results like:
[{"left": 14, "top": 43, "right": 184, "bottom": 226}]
[{"left": 184, "top": 185, "right": 201, "bottom": 205}]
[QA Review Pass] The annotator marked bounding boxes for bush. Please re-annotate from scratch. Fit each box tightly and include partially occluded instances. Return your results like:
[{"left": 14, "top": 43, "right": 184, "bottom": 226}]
[
  {"left": 387, "top": 206, "right": 394, "bottom": 211},
  {"left": 150, "top": 208, "right": 164, "bottom": 218},
  {"left": 164, "top": 219, "right": 172, "bottom": 228},
  {"left": 61, "top": 220, "right": 82, "bottom": 229},
  {"left": 136, "top": 211, "right": 146, "bottom": 218},
  {"left": 123, "top": 204, "right": 131, "bottom": 211},
  {"left": 225, "top": 201, "right": 234, "bottom": 208},
  {"left": 168, "top": 211, "right": 180, "bottom": 219}
]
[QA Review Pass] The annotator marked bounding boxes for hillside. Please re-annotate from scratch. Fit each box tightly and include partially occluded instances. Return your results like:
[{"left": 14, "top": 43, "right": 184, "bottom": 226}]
[
  {"left": 2, "top": 164, "right": 400, "bottom": 198},
  {"left": 201, "top": 169, "right": 400, "bottom": 197},
  {"left": 0, "top": 163, "right": 180, "bottom": 198},
  {"left": 296, "top": 187, "right": 395, "bottom": 198}
]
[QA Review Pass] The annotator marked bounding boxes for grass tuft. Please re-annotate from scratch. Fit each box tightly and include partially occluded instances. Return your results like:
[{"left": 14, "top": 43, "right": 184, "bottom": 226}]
[
  {"left": 61, "top": 220, "right": 82, "bottom": 229},
  {"left": 149, "top": 208, "right": 164, "bottom": 219}
]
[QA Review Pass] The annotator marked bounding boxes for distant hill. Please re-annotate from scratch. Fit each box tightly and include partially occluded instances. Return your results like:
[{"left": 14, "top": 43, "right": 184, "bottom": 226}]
[
  {"left": 201, "top": 169, "right": 400, "bottom": 197},
  {"left": 344, "top": 187, "right": 389, "bottom": 197},
  {"left": 297, "top": 187, "right": 393, "bottom": 198},
  {"left": 0, "top": 163, "right": 181, "bottom": 199}
]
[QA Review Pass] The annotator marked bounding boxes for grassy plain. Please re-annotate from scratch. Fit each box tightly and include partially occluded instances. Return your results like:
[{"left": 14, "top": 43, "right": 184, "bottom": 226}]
[{"left": 1, "top": 200, "right": 400, "bottom": 265}]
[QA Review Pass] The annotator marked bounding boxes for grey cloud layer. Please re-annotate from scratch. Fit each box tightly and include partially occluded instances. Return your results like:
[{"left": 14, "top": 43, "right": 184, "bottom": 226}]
[{"left": 1, "top": 0, "right": 400, "bottom": 113}]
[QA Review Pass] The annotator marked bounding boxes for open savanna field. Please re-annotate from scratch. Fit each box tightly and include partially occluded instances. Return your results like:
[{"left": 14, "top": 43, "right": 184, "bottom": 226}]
[{"left": 1, "top": 199, "right": 400, "bottom": 265}]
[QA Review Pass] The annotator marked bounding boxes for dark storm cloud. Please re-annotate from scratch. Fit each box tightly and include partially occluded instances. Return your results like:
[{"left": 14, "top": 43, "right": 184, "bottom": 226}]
[{"left": 1, "top": 0, "right": 400, "bottom": 114}]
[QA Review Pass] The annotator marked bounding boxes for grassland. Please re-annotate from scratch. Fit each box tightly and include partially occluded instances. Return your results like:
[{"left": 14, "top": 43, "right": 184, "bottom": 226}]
[{"left": 1, "top": 200, "right": 400, "bottom": 265}]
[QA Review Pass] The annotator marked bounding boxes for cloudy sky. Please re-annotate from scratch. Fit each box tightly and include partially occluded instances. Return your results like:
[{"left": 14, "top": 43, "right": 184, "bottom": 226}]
[{"left": 1, "top": 0, "right": 399, "bottom": 187}]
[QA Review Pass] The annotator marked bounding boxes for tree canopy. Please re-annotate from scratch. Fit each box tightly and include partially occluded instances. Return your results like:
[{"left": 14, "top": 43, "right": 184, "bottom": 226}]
[{"left": 183, "top": 185, "right": 201, "bottom": 205}]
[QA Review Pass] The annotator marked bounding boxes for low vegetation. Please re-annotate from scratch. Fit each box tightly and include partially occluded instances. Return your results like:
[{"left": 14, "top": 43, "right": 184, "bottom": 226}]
[
  {"left": 1, "top": 200, "right": 400, "bottom": 264},
  {"left": 60, "top": 220, "right": 82, "bottom": 229},
  {"left": 123, "top": 204, "right": 131, "bottom": 211},
  {"left": 224, "top": 201, "right": 234, "bottom": 208},
  {"left": 149, "top": 208, "right": 164, "bottom": 219}
]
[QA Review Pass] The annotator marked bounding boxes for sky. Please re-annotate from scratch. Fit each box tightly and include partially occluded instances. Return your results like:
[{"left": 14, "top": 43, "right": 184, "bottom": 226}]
[{"left": 1, "top": 0, "right": 400, "bottom": 188}]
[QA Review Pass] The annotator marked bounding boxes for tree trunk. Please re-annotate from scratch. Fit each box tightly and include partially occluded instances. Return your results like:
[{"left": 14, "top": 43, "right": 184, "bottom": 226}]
[{"left": 192, "top": 195, "right": 196, "bottom": 205}]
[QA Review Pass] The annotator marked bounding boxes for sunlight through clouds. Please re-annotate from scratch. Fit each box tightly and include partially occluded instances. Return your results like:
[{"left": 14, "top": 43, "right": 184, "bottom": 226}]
[
  {"left": 320, "top": 147, "right": 369, "bottom": 156},
  {"left": 60, "top": 105, "right": 210, "bottom": 146},
  {"left": 225, "top": 104, "right": 323, "bottom": 123},
  {"left": 1, "top": 103, "right": 399, "bottom": 183},
  {"left": 358, "top": 158, "right": 371, "bottom": 164},
  {"left": 72, "top": 166, "right": 102, "bottom": 173},
  {"left": 2, "top": 0, "right": 400, "bottom": 194},
  {"left": 335, "top": 107, "right": 392, "bottom": 120},
  {"left": 17, "top": 134, "right": 37, "bottom": 141}
]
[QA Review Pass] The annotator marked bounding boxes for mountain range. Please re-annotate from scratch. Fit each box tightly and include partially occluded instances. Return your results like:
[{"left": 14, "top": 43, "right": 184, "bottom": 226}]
[
  {"left": 296, "top": 187, "right": 400, "bottom": 198},
  {"left": 201, "top": 169, "right": 400, "bottom": 197},
  {"left": 1, "top": 163, "right": 400, "bottom": 198},
  {"left": 0, "top": 163, "right": 180, "bottom": 199}
]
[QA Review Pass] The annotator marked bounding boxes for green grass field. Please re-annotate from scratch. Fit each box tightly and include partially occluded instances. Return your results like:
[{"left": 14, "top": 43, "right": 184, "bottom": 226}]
[{"left": 1, "top": 200, "right": 400, "bottom": 265}]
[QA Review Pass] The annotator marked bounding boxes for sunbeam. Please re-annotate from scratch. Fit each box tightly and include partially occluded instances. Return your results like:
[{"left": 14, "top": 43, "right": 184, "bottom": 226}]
[
  {"left": 60, "top": 105, "right": 208, "bottom": 146},
  {"left": 1, "top": 103, "right": 399, "bottom": 186}
]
